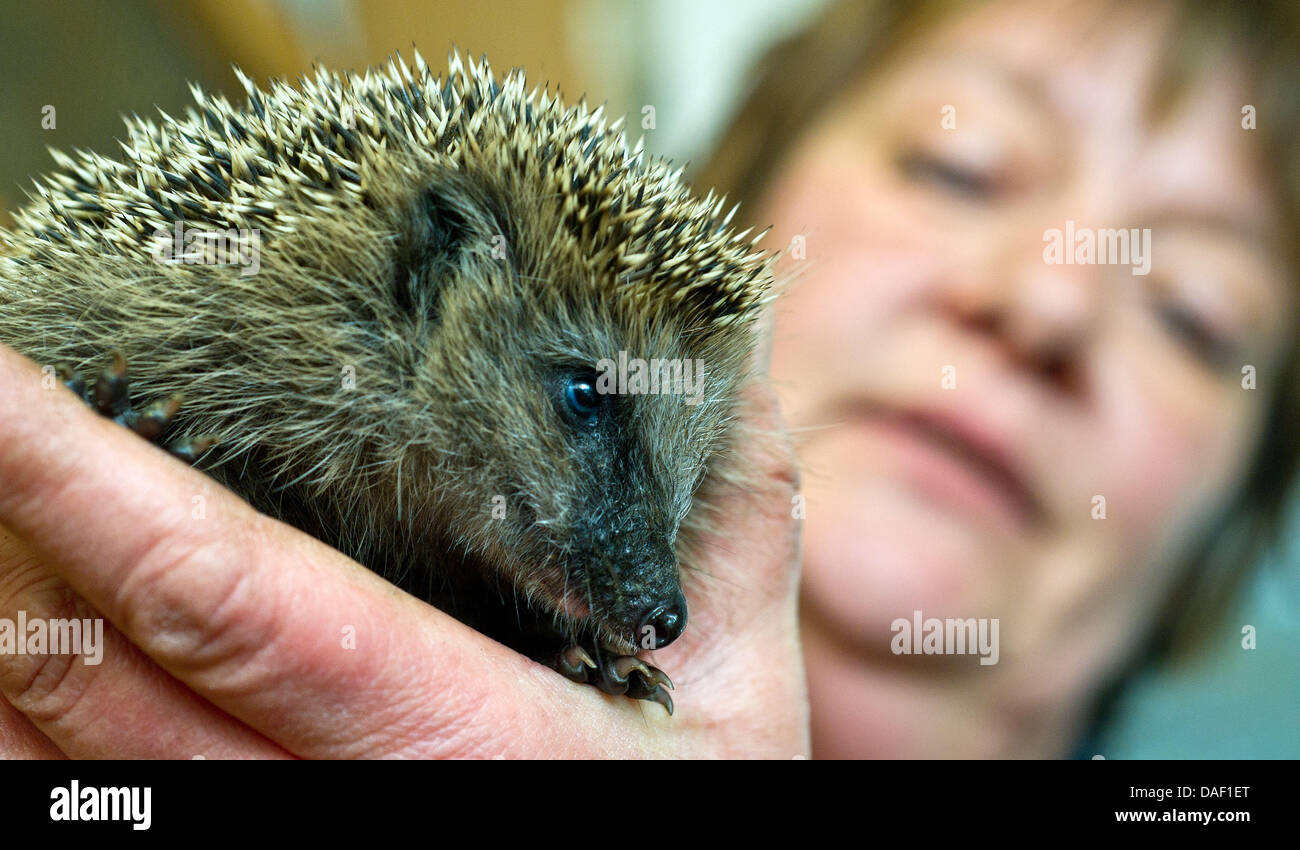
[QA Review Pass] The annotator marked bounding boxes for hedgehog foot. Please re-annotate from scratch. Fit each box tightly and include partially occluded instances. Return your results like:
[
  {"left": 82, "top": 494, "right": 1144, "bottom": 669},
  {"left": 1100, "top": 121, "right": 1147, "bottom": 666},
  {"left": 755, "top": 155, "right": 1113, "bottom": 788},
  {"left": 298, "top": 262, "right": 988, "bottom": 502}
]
[
  {"left": 553, "top": 644, "right": 675, "bottom": 716},
  {"left": 56, "top": 351, "right": 216, "bottom": 464}
]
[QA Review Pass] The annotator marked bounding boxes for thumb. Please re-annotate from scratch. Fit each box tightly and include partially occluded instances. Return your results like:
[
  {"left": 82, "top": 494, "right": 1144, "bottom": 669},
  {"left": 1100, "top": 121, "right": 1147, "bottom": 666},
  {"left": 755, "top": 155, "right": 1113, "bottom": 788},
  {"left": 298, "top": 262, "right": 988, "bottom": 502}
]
[{"left": 661, "top": 370, "right": 809, "bottom": 754}]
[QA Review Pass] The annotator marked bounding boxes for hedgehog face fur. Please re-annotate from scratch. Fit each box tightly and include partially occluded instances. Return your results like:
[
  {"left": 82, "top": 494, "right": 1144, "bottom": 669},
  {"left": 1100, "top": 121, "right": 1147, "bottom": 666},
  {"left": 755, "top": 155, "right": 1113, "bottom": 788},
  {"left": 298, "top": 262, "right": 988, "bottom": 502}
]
[{"left": 0, "top": 53, "right": 772, "bottom": 685}]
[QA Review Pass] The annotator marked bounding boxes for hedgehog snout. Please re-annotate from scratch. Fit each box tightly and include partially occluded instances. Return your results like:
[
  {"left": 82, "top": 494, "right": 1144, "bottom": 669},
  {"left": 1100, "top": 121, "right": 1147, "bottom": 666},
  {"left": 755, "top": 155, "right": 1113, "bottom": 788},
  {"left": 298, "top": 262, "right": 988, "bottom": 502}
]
[
  {"left": 619, "top": 539, "right": 687, "bottom": 650},
  {"left": 579, "top": 524, "right": 686, "bottom": 649},
  {"left": 638, "top": 591, "right": 687, "bottom": 648}
]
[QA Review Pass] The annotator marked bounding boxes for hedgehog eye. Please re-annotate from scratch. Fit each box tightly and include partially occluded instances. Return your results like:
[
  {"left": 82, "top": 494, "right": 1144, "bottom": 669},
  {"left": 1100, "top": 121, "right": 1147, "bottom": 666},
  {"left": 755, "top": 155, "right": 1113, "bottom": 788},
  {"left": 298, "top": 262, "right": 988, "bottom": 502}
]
[{"left": 563, "top": 374, "right": 602, "bottom": 426}]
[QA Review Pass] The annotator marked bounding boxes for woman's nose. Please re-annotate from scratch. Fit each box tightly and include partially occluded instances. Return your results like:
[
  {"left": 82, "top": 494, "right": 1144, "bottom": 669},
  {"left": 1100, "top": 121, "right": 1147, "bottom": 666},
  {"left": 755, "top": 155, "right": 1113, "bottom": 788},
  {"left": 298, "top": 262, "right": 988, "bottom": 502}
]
[{"left": 942, "top": 224, "right": 1106, "bottom": 377}]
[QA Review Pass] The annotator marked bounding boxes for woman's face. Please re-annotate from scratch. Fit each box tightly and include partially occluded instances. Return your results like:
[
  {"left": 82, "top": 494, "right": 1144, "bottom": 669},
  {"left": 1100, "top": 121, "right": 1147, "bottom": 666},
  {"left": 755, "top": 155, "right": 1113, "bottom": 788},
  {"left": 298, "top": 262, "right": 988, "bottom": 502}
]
[{"left": 760, "top": 0, "right": 1292, "bottom": 754}]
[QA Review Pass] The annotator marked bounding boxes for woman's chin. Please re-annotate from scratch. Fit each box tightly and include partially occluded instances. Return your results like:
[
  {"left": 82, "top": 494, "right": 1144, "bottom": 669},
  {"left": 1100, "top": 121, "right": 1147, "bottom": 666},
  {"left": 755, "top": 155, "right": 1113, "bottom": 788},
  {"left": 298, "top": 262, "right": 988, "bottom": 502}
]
[{"left": 801, "top": 487, "right": 1016, "bottom": 650}]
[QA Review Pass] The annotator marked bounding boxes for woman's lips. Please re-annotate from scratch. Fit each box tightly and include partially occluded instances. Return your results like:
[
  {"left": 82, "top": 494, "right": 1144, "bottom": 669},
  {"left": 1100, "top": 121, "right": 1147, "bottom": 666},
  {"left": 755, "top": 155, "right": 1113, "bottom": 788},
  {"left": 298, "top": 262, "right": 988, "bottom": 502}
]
[{"left": 841, "top": 403, "right": 1044, "bottom": 533}]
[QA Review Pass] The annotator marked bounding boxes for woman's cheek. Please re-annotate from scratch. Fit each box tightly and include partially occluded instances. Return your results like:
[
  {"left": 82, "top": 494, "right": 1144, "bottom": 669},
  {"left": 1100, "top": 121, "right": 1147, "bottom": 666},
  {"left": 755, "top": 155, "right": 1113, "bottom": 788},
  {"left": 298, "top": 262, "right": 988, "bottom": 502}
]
[
  {"left": 765, "top": 163, "right": 967, "bottom": 405},
  {"left": 1090, "top": 347, "right": 1245, "bottom": 556}
]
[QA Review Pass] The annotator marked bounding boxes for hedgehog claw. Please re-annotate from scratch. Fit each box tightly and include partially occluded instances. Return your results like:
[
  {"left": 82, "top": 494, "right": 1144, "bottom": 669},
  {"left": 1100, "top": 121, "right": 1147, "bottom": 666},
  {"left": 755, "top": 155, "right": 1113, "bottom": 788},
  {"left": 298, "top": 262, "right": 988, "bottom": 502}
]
[
  {"left": 549, "top": 644, "right": 674, "bottom": 715},
  {"left": 167, "top": 436, "right": 218, "bottom": 465},
  {"left": 643, "top": 685, "right": 674, "bottom": 717},
  {"left": 66, "top": 353, "right": 215, "bottom": 466},
  {"left": 640, "top": 666, "right": 673, "bottom": 692},
  {"left": 133, "top": 394, "right": 184, "bottom": 442},
  {"left": 610, "top": 656, "right": 653, "bottom": 683},
  {"left": 93, "top": 350, "right": 130, "bottom": 417},
  {"left": 56, "top": 363, "right": 86, "bottom": 398},
  {"left": 556, "top": 645, "right": 597, "bottom": 682}
]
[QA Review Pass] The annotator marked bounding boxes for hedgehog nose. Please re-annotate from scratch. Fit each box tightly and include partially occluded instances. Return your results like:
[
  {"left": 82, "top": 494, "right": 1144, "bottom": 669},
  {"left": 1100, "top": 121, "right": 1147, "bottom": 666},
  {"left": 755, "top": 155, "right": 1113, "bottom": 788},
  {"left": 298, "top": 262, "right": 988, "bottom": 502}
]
[{"left": 639, "top": 592, "right": 687, "bottom": 649}]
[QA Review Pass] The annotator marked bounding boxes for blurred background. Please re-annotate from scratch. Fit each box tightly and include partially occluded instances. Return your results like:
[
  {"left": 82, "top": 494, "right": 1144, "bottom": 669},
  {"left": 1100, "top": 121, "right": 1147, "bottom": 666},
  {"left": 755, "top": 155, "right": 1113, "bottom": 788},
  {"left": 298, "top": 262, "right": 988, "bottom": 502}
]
[
  {"left": 0, "top": 0, "right": 1294, "bottom": 757},
  {"left": 0, "top": 0, "right": 826, "bottom": 225}
]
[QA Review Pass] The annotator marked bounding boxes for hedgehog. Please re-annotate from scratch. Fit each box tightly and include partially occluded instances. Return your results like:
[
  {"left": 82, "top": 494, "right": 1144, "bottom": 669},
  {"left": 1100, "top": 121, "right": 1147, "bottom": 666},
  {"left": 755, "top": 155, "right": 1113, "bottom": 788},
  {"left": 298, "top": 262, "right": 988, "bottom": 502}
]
[{"left": 0, "top": 51, "right": 773, "bottom": 715}]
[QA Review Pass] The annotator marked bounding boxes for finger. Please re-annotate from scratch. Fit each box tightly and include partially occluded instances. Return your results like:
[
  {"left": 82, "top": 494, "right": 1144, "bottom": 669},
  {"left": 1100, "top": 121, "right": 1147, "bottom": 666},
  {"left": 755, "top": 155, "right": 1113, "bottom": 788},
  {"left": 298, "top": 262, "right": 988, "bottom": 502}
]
[
  {"left": 681, "top": 376, "right": 803, "bottom": 626},
  {"left": 0, "top": 342, "right": 602, "bottom": 757},
  {"left": 668, "top": 376, "right": 810, "bottom": 753},
  {"left": 0, "top": 693, "right": 65, "bottom": 759},
  {"left": 0, "top": 525, "right": 292, "bottom": 759}
]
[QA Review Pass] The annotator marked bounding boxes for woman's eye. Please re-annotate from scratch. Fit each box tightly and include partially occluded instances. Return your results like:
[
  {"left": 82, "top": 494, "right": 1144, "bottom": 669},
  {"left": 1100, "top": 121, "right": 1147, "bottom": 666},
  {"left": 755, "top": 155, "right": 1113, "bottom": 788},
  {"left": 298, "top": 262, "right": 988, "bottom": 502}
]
[
  {"left": 1157, "top": 302, "right": 1238, "bottom": 371},
  {"left": 563, "top": 375, "right": 602, "bottom": 424},
  {"left": 898, "top": 151, "right": 997, "bottom": 200}
]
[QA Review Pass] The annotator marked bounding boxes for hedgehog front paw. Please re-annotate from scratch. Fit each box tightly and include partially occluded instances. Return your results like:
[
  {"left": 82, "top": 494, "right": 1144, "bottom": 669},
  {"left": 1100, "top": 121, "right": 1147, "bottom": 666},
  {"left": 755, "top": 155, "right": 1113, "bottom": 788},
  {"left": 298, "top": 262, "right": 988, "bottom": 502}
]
[
  {"left": 552, "top": 644, "right": 675, "bottom": 716},
  {"left": 56, "top": 351, "right": 217, "bottom": 465}
]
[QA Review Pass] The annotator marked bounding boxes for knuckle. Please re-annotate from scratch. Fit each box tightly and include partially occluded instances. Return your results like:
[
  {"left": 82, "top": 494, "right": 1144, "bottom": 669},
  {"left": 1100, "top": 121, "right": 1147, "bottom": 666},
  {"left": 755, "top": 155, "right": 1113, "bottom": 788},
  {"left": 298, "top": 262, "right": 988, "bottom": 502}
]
[
  {"left": 115, "top": 517, "right": 283, "bottom": 679},
  {"left": 2, "top": 592, "right": 98, "bottom": 725},
  {"left": 9, "top": 649, "right": 86, "bottom": 724}
]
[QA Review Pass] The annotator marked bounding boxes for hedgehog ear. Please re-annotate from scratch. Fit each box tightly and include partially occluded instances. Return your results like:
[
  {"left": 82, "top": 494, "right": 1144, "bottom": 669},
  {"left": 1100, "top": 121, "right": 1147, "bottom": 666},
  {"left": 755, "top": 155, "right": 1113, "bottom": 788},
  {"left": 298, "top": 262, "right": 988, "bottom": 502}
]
[
  {"left": 419, "top": 187, "right": 473, "bottom": 258},
  {"left": 394, "top": 184, "right": 478, "bottom": 317}
]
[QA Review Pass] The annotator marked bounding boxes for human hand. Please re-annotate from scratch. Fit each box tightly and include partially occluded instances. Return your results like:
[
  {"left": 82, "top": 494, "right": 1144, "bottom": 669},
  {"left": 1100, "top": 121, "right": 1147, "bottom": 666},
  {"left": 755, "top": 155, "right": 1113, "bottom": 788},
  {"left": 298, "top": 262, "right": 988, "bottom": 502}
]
[{"left": 0, "top": 341, "right": 807, "bottom": 758}]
